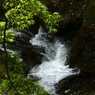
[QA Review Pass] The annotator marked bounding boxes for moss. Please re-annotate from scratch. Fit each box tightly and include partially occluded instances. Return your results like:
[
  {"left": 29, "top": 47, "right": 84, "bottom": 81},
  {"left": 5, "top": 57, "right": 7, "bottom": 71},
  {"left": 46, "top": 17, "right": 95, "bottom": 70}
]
[{"left": 83, "top": 5, "right": 95, "bottom": 22}]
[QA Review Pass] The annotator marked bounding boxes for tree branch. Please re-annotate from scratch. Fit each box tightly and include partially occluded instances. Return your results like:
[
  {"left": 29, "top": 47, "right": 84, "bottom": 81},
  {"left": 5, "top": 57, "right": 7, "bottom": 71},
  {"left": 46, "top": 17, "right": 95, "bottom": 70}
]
[{"left": 0, "top": 6, "right": 20, "bottom": 95}]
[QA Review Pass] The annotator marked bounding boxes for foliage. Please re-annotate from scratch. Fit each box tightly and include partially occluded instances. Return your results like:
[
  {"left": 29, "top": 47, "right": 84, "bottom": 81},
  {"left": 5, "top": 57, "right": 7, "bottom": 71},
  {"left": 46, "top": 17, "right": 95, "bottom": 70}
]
[
  {"left": 3, "top": 0, "right": 63, "bottom": 33},
  {"left": 0, "top": 52, "right": 50, "bottom": 95},
  {"left": 0, "top": 21, "right": 16, "bottom": 43},
  {"left": 0, "top": 75, "right": 49, "bottom": 95}
]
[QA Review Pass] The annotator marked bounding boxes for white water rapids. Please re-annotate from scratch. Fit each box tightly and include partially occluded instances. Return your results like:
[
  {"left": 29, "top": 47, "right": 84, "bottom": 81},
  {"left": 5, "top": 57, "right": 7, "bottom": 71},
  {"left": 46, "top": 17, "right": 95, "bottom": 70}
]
[{"left": 27, "top": 27, "right": 78, "bottom": 95}]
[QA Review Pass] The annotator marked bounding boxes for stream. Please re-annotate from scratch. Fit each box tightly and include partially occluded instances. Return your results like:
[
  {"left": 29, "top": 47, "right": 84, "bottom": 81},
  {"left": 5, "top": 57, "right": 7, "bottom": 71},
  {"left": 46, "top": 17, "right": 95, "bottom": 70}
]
[{"left": 27, "top": 26, "right": 78, "bottom": 95}]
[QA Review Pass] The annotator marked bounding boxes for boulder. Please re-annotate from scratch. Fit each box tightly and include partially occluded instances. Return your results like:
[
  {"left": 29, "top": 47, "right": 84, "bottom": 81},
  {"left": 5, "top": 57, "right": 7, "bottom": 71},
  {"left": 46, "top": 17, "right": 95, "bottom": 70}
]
[{"left": 57, "top": 3, "right": 95, "bottom": 95}]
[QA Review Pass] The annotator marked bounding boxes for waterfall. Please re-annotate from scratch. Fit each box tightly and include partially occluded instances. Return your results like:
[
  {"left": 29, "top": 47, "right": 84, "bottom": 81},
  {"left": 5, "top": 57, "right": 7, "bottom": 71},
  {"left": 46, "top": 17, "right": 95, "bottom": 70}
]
[{"left": 27, "top": 27, "right": 78, "bottom": 95}]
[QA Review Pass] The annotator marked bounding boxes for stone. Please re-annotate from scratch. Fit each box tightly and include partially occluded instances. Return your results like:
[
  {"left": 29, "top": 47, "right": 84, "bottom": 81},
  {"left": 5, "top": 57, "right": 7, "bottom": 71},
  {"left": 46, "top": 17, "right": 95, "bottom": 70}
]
[{"left": 57, "top": 2, "right": 95, "bottom": 95}]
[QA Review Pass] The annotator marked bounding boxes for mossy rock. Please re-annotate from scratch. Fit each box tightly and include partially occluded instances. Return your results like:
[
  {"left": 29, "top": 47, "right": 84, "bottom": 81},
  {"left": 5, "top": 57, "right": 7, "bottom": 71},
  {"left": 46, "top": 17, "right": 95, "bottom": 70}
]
[
  {"left": 61, "top": 3, "right": 95, "bottom": 95},
  {"left": 57, "top": 72, "right": 95, "bottom": 95},
  {"left": 84, "top": 5, "right": 95, "bottom": 22}
]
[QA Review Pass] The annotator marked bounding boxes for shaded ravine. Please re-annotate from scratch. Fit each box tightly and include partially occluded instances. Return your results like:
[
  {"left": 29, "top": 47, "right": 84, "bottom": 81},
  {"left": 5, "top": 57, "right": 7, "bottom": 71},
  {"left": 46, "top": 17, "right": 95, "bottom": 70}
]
[{"left": 27, "top": 27, "right": 79, "bottom": 95}]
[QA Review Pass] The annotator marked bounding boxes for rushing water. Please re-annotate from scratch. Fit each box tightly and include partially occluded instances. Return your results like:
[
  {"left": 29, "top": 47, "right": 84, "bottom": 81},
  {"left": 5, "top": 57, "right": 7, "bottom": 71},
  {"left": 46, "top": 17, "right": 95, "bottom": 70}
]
[{"left": 27, "top": 27, "right": 78, "bottom": 95}]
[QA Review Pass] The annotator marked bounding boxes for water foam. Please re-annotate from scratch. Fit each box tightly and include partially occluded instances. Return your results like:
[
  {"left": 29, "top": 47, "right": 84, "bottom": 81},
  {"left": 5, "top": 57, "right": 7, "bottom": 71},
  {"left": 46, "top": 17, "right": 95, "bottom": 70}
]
[{"left": 27, "top": 27, "right": 78, "bottom": 95}]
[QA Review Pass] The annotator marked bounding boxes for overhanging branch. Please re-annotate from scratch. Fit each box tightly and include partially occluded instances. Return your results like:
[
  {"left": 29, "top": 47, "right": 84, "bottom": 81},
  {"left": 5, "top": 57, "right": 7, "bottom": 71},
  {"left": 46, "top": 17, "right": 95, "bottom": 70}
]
[{"left": 0, "top": 6, "right": 20, "bottom": 95}]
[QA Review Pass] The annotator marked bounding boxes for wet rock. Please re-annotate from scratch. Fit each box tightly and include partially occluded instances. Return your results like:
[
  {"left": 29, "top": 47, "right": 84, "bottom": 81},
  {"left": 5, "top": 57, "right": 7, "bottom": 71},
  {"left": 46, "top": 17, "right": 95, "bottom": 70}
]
[
  {"left": 21, "top": 46, "right": 45, "bottom": 72},
  {"left": 8, "top": 42, "right": 45, "bottom": 74},
  {"left": 57, "top": 3, "right": 95, "bottom": 95},
  {"left": 28, "top": 74, "right": 41, "bottom": 82},
  {"left": 6, "top": 27, "right": 46, "bottom": 75},
  {"left": 57, "top": 72, "right": 95, "bottom": 95}
]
